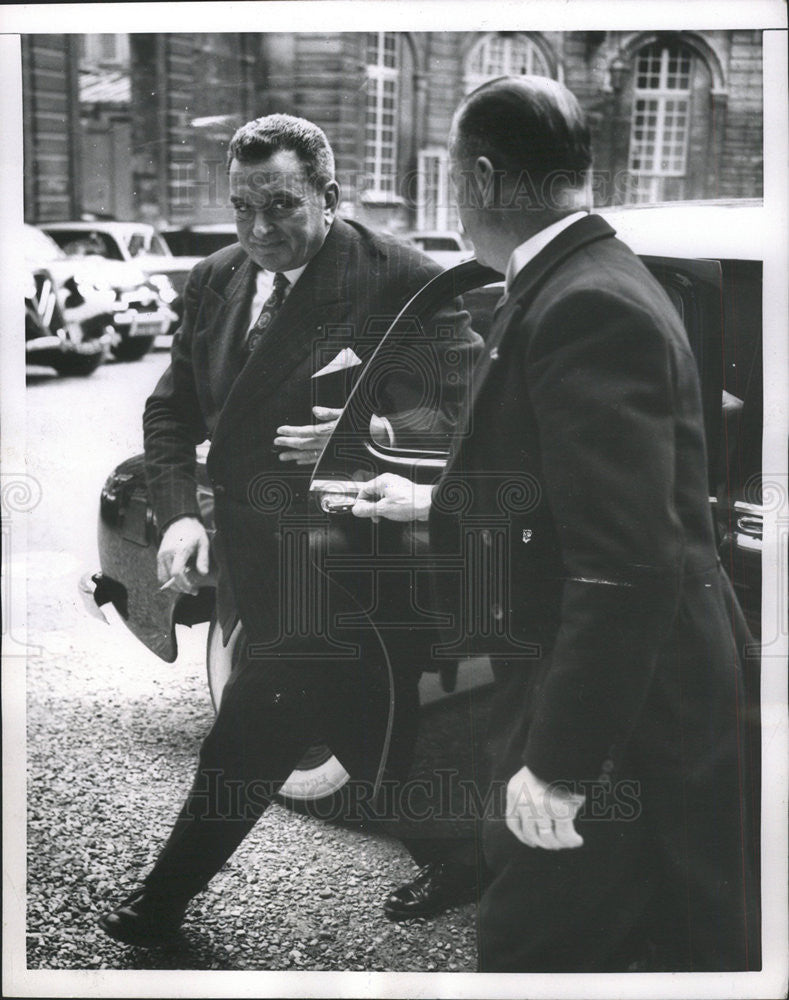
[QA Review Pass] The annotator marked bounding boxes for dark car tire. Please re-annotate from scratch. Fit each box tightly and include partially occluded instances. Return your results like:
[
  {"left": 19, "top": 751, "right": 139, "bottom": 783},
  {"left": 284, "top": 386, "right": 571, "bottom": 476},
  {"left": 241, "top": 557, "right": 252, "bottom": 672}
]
[
  {"left": 112, "top": 335, "right": 156, "bottom": 362},
  {"left": 51, "top": 350, "right": 104, "bottom": 376},
  {"left": 205, "top": 617, "right": 352, "bottom": 807}
]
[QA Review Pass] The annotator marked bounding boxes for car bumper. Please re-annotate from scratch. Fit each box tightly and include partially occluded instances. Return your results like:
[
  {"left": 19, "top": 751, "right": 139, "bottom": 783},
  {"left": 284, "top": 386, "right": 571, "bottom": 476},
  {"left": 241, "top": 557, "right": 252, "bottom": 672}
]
[
  {"left": 78, "top": 571, "right": 112, "bottom": 623},
  {"left": 26, "top": 332, "right": 111, "bottom": 360},
  {"left": 112, "top": 307, "right": 176, "bottom": 338}
]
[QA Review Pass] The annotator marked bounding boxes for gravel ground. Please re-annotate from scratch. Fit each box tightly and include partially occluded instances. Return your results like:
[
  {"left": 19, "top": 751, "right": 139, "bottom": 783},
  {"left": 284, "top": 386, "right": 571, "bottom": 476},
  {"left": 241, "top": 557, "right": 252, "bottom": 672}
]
[{"left": 26, "top": 618, "right": 482, "bottom": 972}]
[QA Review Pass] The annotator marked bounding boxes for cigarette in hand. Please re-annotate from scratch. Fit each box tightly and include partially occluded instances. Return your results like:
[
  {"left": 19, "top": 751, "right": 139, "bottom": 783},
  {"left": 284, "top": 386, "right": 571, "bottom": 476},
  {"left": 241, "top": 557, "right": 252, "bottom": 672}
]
[{"left": 158, "top": 576, "right": 178, "bottom": 592}]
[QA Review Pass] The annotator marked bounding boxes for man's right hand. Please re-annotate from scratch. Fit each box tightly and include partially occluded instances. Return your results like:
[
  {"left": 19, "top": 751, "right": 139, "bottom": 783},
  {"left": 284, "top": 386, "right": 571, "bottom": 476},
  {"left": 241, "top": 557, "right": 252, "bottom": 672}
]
[
  {"left": 352, "top": 473, "right": 433, "bottom": 522},
  {"left": 156, "top": 517, "right": 210, "bottom": 595}
]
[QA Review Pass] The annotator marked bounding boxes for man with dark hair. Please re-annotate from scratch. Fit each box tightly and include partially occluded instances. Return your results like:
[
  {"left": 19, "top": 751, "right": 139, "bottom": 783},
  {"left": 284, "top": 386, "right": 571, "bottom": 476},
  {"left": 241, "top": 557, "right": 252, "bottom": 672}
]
[
  {"left": 227, "top": 112, "right": 337, "bottom": 188},
  {"left": 98, "top": 113, "right": 483, "bottom": 946},
  {"left": 353, "top": 76, "right": 760, "bottom": 971}
]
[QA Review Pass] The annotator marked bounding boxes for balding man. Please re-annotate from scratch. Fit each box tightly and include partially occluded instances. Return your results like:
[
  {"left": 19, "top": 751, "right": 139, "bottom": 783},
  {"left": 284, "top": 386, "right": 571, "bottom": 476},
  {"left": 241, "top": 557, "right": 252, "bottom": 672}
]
[{"left": 352, "top": 77, "right": 760, "bottom": 972}]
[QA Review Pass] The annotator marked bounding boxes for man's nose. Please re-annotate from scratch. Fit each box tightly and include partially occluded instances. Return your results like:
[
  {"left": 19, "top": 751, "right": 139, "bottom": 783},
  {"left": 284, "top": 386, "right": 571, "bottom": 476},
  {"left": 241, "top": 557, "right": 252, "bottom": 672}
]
[{"left": 251, "top": 211, "right": 276, "bottom": 236}]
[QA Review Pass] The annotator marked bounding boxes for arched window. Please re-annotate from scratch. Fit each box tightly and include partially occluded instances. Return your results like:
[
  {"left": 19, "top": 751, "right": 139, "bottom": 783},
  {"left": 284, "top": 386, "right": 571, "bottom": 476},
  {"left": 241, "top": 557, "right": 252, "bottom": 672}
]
[
  {"left": 364, "top": 32, "right": 399, "bottom": 198},
  {"left": 626, "top": 41, "right": 694, "bottom": 203},
  {"left": 412, "top": 33, "right": 554, "bottom": 230},
  {"left": 464, "top": 33, "right": 550, "bottom": 92}
]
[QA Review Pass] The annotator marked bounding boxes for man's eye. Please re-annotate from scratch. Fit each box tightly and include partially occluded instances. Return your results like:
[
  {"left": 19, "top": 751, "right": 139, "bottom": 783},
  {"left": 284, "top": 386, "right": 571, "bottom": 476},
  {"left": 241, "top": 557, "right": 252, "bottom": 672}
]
[{"left": 233, "top": 204, "right": 253, "bottom": 217}]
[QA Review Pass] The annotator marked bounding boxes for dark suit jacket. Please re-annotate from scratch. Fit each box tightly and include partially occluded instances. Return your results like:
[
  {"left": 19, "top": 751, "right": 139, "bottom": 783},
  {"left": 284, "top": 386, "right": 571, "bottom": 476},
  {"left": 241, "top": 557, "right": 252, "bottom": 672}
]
[
  {"left": 429, "top": 215, "right": 756, "bottom": 877},
  {"left": 144, "top": 217, "right": 478, "bottom": 642}
]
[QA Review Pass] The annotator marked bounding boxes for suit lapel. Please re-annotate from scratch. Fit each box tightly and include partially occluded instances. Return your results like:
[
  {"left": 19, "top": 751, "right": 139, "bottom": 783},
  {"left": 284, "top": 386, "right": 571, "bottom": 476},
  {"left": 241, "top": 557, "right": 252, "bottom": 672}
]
[
  {"left": 242, "top": 220, "right": 354, "bottom": 392},
  {"left": 202, "top": 254, "right": 258, "bottom": 407},
  {"left": 211, "top": 219, "right": 357, "bottom": 448}
]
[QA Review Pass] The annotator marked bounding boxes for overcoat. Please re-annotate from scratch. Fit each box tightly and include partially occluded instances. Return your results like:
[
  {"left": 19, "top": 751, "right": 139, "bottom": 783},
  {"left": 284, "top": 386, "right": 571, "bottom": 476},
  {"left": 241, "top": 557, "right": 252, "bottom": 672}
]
[{"left": 429, "top": 213, "right": 760, "bottom": 970}]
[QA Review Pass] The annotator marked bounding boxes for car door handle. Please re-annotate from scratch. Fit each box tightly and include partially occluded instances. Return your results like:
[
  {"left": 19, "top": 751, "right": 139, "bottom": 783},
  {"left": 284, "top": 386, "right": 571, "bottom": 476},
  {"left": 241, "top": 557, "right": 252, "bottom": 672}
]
[{"left": 311, "top": 480, "right": 360, "bottom": 514}]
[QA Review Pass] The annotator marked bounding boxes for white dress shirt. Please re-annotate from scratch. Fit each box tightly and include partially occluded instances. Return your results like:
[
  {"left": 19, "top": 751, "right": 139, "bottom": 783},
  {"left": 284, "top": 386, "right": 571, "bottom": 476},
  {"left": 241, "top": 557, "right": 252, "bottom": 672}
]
[
  {"left": 505, "top": 211, "right": 589, "bottom": 292},
  {"left": 247, "top": 263, "right": 308, "bottom": 332}
]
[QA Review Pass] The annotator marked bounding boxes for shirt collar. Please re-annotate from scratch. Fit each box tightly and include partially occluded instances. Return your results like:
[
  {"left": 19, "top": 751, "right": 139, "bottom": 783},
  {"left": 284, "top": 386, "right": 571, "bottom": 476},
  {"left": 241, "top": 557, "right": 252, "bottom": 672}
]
[
  {"left": 268, "top": 262, "right": 309, "bottom": 289},
  {"left": 505, "top": 211, "right": 588, "bottom": 292}
]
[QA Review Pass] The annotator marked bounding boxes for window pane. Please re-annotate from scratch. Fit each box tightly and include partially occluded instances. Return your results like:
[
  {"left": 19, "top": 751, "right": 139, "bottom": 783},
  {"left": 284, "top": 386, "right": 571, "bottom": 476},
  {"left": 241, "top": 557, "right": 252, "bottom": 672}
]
[
  {"left": 365, "top": 34, "right": 399, "bottom": 193},
  {"left": 629, "top": 45, "right": 692, "bottom": 195},
  {"left": 466, "top": 33, "right": 549, "bottom": 91}
]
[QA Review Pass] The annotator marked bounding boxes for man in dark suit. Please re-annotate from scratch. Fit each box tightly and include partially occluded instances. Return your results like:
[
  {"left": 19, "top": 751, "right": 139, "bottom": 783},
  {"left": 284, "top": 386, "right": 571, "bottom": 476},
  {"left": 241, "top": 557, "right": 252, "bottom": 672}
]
[
  {"left": 352, "top": 77, "right": 760, "bottom": 971},
  {"left": 99, "top": 114, "right": 483, "bottom": 946}
]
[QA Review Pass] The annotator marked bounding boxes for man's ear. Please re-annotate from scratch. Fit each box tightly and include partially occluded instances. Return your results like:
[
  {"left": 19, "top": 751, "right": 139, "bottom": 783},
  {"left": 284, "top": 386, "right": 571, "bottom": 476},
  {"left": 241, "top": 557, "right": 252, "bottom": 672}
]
[
  {"left": 323, "top": 180, "right": 341, "bottom": 218},
  {"left": 473, "top": 156, "right": 496, "bottom": 208}
]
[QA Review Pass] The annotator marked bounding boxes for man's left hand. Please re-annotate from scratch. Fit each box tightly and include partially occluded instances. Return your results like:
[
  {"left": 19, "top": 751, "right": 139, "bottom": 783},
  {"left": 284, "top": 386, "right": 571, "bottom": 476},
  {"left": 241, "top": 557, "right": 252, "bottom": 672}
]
[
  {"left": 274, "top": 406, "right": 342, "bottom": 464},
  {"left": 506, "top": 764, "right": 585, "bottom": 850}
]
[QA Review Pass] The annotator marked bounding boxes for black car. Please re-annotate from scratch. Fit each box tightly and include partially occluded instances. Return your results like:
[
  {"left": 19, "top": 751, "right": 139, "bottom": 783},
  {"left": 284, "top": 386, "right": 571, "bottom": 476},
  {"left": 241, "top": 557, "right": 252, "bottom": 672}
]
[
  {"left": 81, "top": 202, "right": 766, "bottom": 802},
  {"left": 158, "top": 223, "right": 238, "bottom": 260}
]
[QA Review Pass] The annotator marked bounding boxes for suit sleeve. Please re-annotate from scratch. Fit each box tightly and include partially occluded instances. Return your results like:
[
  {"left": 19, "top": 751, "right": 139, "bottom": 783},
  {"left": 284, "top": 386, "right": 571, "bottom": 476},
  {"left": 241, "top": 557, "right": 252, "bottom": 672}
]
[
  {"left": 520, "top": 288, "right": 685, "bottom": 784},
  {"left": 375, "top": 260, "right": 483, "bottom": 449},
  {"left": 143, "top": 263, "right": 209, "bottom": 531}
]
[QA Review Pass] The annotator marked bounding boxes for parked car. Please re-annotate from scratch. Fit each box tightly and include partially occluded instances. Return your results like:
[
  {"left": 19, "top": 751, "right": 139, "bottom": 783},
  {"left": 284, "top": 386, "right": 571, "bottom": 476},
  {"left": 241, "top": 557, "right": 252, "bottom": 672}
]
[
  {"left": 81, "top": 201, "right": 766, "bottom": 803},
  {"left": 404, "top": 229, "right": 474, "bottom": 270},
  {"left": 27, "top": 224, "right": 177, "bottom": 363},
  {"left": 24, "top": 225, "right": 118, "bottom": 375},
  {"left": 41, "top": 220, "right": 195, "bottom": 339}
]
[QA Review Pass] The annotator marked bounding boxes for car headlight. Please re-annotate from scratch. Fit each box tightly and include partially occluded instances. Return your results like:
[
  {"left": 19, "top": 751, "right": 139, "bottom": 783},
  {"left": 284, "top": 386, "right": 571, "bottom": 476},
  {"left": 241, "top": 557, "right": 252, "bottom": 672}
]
[{"left": 147, "top": 273, "right": 178, "bottom": 304}]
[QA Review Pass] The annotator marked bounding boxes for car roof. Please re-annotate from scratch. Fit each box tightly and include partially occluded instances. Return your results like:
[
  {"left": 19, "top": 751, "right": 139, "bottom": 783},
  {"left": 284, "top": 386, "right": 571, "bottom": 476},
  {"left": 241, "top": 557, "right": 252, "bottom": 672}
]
[
  {"left": 597, "top": 200, "right": 766, "bottom": 261},
  {"left": 42, "top": 220, "right": 157, "bottom": 235},
  {"left": 24, "top": 223, "right": 66, "bottom": 262}
]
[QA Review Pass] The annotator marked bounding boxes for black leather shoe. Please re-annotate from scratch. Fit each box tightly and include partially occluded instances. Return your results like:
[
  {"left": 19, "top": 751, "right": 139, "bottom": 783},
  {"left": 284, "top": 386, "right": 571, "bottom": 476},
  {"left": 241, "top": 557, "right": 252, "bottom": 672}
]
[
  {"left": 384, "top": 862, "right": 480, "bottom": 921},
  {"left": 98, "top": 888, "right": 186, "bottom": 948}
]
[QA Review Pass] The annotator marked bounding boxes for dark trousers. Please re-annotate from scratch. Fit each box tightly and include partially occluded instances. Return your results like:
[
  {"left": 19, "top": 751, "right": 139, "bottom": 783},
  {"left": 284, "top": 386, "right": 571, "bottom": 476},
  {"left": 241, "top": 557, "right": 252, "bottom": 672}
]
[{"left": 144, "top": 635, "right": 483, "bottom": 903}]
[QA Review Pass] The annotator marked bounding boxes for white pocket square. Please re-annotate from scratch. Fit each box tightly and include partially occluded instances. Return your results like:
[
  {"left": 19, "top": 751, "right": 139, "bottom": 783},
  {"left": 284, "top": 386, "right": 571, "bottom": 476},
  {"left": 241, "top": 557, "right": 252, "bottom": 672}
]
[{"left": 312, "top": 347, "right": 362, "bottom": 378}]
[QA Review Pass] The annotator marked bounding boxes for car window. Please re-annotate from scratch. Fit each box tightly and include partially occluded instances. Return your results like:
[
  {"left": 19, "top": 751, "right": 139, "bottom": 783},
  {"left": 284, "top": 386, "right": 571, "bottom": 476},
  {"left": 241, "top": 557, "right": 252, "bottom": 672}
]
[
  {"left": 370, "top": 279, "right": 501, "bottom": 456},
  {"left": 416, "top": 236, "right": 462, "bottom": 252},
  {"left": 48, "top": 230, "right": 124, "bottom": 261},
  {"left": 311, "top": 268, "right": 502, "bottom": 483},
  {"left": 159, "top": 229, "right": 237, "bottom": 257},
  {"left": 719, "top": 259, "right": 763, "bottom": 497},
  {"left": 126, "top": 233, "right": 147, "bottom": 258},
  {"left": 148, "top": 233, "right": 171, "bottom": 256}
]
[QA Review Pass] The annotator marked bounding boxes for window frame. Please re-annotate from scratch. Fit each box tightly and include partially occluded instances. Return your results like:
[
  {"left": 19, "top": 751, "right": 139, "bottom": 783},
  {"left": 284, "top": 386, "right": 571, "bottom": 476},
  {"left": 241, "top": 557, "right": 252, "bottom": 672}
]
[
  {"left": 463, "top": 32, "right": 551, "bottom": 93},
  {"left": 626, "top": 42, "right": 694, "bottom": 204},
  {"left": 416, "top": 147, "right": 452, "bottom": 231},
  {"left": 363, "top": 31, "right": 401, "bottom": 202}
]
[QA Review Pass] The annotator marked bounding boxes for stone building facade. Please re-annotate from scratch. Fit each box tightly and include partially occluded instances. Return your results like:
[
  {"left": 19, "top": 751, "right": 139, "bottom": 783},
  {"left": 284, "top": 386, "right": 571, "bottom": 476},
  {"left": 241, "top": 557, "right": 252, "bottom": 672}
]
[{"left": 23, "top": 30, "right": 763, "bottom": 229}]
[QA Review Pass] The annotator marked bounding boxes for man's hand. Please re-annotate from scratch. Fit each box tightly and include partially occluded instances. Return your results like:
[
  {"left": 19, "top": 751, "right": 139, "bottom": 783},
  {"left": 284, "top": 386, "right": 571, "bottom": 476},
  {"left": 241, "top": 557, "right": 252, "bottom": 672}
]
[
  {"left": 274, "top": 406, "right": 341, "bottom": 465},
  {"left": 352, "top": 473, "right": 433, "bottom": 522},
  {"left": 157, "top": 516, "right": 210, "bottom": 595},
  {"left": 506, "top": 764, "right": 585, "bottom": 850}
]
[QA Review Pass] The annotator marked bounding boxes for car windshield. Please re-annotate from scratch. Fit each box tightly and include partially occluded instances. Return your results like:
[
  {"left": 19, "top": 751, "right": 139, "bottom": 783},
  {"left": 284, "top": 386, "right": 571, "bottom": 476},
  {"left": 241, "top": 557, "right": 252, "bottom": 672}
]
[
  {"left": 24, "top": 226, "right": 66, "bottom": 263},
  {"left": 48, "top": 229, "right": 125, "bottom": 261},
  {"left": 125, "top": 230, "right": 171, "bottom": 258}
]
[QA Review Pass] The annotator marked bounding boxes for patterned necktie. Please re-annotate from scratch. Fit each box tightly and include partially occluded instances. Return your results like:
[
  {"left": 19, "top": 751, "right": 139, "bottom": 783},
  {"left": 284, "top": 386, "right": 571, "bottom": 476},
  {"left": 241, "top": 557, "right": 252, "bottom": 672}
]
[{"left": 244, "top": 272, "right": 290, "bottom": 357}]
